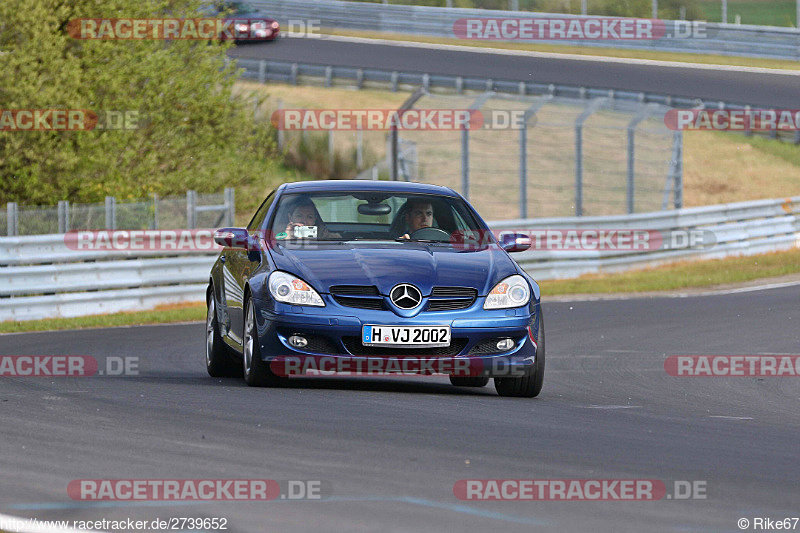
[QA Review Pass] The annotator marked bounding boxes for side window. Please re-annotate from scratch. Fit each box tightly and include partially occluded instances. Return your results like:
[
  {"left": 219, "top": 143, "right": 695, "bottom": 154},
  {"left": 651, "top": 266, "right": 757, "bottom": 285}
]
[{"left": 247, "top": 190, "right": 276, "bottom": 231}]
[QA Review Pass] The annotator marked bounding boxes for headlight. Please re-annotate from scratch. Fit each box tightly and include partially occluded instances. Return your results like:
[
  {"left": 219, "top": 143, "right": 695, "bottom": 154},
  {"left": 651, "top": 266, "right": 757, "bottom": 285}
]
[
  {"left": 268, "top": 271, "right": 325, "bottom": 307},
  {"left": 271, "top": 21, "right": 280, "bottom": 29},
  {"left": 484, "top": 275, "right": 530, "bottom": 310}
]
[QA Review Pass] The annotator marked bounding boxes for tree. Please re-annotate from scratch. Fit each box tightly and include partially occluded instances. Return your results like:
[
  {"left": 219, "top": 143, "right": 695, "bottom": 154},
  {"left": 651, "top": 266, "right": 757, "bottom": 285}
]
[{"left": 0, "top": 0, "right": 276, "bottom": 204}]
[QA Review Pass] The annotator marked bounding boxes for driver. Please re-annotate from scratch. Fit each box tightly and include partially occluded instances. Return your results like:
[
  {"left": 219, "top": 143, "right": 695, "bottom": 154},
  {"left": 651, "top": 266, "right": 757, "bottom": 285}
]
[{"left": 399, "top": 199, "right": 434, "bottom": 240}]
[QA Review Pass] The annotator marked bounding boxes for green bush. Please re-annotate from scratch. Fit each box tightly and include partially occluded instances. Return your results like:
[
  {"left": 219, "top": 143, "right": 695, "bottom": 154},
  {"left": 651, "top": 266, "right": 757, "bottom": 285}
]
[{"left": 0, "top": 0, "right": 280, "bottom": 205}]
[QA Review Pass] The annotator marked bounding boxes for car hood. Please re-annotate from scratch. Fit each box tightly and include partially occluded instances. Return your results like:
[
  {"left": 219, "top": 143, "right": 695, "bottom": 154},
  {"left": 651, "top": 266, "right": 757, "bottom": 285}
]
[{"left": 268, "top": 242, "right": 519, "bottom": 296}]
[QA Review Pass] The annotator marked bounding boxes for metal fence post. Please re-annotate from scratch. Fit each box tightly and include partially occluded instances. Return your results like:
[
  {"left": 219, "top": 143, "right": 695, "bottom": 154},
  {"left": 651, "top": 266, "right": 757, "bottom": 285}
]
[
  {"left": 152, "top": 194, "right": 159, "bottom": 230},
  {"left": 518, "top": 123, "right": 527, "bottom": 219},
  {"left": 225, "top": 188, "right": 235, "bottom": 227},
  {"left": 574, "top": 98, "right": 607, "bottom": 216},
  {"left": 7, "top": 202, "right": 18, "bottom": 236},
  {"left": 674, "top": 131, "right": 683, "bottom": 209},
  {"left": 390, "top": 127, "right": 398, "bottom": 181},
  {"left": 391, "top": 87, "right": 427, "bottom": 181},
  {"left": 356, "top": 129, "right": 364, "bottom": 169},
  {"left": 187, "top": 190, "right": 197, "bottom": 229},
  {"left": 328, "top": 131, "right": 335, "bottom": 169},
  {"left": 627, "top": 104, "right": 658, "bottom": 215},
  {"left": 520, "top": 96, "right": 553, "bottom": 219},
  {"left": 105, "top": 196, "right": 116, "bottom": 230},
  {"left": 58, "top": 200, "right": 70, "bottom": 233},
  {"left": 277, "top": 99, "right": 284, "bottom": 150},
  {"left": 461, "top": 126, "right": 469, "bottom": 201}
]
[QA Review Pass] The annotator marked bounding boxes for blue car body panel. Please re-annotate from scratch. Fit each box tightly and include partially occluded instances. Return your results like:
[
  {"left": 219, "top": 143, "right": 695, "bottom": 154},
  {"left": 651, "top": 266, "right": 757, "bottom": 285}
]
[{"left": 209, "top": 180, "right": 541, "bottom": 377}]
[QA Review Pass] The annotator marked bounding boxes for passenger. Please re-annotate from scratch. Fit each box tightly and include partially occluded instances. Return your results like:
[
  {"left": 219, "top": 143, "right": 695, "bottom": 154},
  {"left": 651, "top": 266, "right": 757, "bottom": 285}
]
[{"left": 283, "top": 197, "right": 341, "bottom": 240}]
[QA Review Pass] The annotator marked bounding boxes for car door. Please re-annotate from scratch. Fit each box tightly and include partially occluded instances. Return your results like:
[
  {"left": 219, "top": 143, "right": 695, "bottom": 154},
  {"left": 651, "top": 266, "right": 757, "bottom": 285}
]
[{"left": 222, "top": 191, "right": 275, "bottom": 349}]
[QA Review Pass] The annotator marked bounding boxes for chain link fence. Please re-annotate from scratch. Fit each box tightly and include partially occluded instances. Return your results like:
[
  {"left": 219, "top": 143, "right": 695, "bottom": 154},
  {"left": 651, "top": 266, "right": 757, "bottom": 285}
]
[
  {"left": 387, "top": 91, "right": 680, "bottom": 220},
  {"left": 3, "top": 189, "right": 235, "bottom": 237}
]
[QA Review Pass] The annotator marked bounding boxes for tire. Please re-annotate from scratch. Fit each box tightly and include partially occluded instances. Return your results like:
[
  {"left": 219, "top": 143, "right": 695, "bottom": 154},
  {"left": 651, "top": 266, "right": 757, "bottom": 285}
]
[
  {"left": 242, "top": 297, "right": 285, "bottom": 387},
  {"left": 494, "top": 310, "right": 545, "bottom": 398},
  {"left": 449, "top": 376, "right": 490, "bottom": 387},
  {"left": 206, "top": 292, "right": 241, "bottom": 378}
]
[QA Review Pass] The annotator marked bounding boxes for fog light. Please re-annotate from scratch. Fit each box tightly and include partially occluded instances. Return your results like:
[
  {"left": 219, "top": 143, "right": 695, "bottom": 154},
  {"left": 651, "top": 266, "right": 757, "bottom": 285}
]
[
  {"left": 496, "top": 338, "right": 514, "bottom": 351},
  {"left": 288, "top": 335, "right": 308, "bottom": 348}
]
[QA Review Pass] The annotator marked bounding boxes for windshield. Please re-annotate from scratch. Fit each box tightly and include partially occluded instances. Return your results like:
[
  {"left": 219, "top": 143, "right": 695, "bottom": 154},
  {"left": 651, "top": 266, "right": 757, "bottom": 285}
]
[{"left": 267, "top": 192, "right": 485, "bottom": 243}]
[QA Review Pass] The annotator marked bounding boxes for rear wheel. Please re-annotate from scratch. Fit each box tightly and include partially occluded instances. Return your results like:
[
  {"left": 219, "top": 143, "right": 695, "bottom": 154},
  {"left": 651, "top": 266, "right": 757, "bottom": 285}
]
[
  {"left": 495, "top": 310, "right": 545, "bottom": 398},
  {"left": 206, "top": 293, "right": 240, "bottom": 378},
  {"left": 449, "top": 376, "right": 490, "bottom": 387},
  {"left": 242, "top": 297, "right": 285, "bottom": 387}
]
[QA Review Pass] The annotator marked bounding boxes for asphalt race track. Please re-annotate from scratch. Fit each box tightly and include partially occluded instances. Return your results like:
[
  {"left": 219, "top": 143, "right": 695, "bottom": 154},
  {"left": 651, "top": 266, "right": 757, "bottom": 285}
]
[
  {"left": 228, "top": 37, "right": 800, "bottom": 108},
  {"left": 1, "top": 285, "right": 799, "bottom": 532}
]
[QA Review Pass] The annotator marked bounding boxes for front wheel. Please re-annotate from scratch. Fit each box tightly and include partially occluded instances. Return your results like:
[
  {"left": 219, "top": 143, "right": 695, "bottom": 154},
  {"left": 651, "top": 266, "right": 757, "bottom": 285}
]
[
  {"left": 495, "top": 310, "right": 545, "bottom": 398},
  {"left": 206, "top": 293, "right": 240, "bottom": 378},
  {"left": 242, "top": 297, "right": 285, "bottom": 387}
]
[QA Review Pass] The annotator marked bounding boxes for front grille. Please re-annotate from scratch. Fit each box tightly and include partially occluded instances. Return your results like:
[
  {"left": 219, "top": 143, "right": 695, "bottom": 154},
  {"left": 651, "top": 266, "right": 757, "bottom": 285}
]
[
  {"left": 342, "top": 337, "right": 468, "bottom": 357},
  {"left": 330, "top": 285, "right": 386, "bottom": 310},
  {"left": 281, "top": 334, "right": 341, "bottom": 354},
  {"left": 329, "top": 285, "right": 379, "bottom": 296},
  {"left": 427, "top": 286, "right": 477, "bottom": 311},
  {"left": 333, "top": 296, "right": 387, "bottom": 310},
  {"left": 302, "top": 335, "right": 341, "bottom": 354}
]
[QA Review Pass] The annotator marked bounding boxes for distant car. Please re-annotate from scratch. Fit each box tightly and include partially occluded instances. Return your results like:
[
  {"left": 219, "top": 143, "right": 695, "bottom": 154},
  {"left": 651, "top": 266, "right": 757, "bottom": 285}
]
[
  {"left": 204, "top": 1, "right": 280, "bottom": 42},
  {"left": 206, "top": 180, "right": 545, "bottom": 398}
]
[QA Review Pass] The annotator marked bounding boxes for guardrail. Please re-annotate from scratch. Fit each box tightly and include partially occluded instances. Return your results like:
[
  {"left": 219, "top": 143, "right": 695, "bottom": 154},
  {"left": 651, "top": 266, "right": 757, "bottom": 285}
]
[
  {"left": 236, "top": 58, "right": 800, "bottom": 145},
  {"left": 0, "top": 233, "right": 217, "bottom": 321},
  {"left": 1, "top": 196, "right": 798, "bottom": 322},
  {"left": 252, "top": 0, "right": 800, "bottom": 60},
  {"left": 500, "top": 196, "right": 800, "bottom": 278}
]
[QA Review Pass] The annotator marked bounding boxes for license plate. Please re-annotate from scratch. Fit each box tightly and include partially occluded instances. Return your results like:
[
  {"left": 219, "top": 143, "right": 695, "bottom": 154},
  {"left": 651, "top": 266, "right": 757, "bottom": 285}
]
[{"left": 362, "top": 325, "right": 451, "bottom": 347}]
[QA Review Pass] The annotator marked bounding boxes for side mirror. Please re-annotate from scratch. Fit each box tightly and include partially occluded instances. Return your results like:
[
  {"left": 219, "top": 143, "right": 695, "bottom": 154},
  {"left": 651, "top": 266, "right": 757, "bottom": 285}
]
[
  {"left": 500, "top": 233, "right": 532, "bottom": 253},
  {"left": 214, "top": 228, "right": 251, "bottom": 249}
]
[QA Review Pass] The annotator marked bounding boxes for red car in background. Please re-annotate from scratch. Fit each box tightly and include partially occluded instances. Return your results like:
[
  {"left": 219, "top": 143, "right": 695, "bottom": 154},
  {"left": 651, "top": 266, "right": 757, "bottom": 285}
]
[{"left": 206, "top": 1, "right": 280, "bottom": 42}]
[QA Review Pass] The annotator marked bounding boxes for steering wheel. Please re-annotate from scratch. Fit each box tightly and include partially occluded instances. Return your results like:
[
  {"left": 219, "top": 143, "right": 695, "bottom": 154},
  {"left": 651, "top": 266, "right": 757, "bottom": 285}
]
[{"left": 409, "top": 227, "right": 451, "bottom": 241}]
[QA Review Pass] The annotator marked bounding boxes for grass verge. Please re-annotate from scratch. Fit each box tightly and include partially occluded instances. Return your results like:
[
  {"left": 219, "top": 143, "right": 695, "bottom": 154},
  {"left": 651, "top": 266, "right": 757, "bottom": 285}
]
[
  {"left": 539, "top": 247, "right": 800, "bottom": 295},
  {"left": 324, "top": 29, "right": 800, "bottom": 71},
  {"left": 0, "top": 302, "right": 206, "bottom": 335}
]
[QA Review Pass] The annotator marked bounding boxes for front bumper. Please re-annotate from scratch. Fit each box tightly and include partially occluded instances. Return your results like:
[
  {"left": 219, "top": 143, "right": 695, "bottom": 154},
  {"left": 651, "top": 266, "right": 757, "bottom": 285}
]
[{"left": 251, "top": 296, "right": 540, "bottom": 377}]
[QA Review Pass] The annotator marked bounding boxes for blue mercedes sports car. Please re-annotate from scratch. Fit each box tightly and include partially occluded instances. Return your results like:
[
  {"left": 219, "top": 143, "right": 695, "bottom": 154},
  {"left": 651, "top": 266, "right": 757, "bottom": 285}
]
[{"left": 206, "top": 180, "right": 544, "bottom": 397}]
